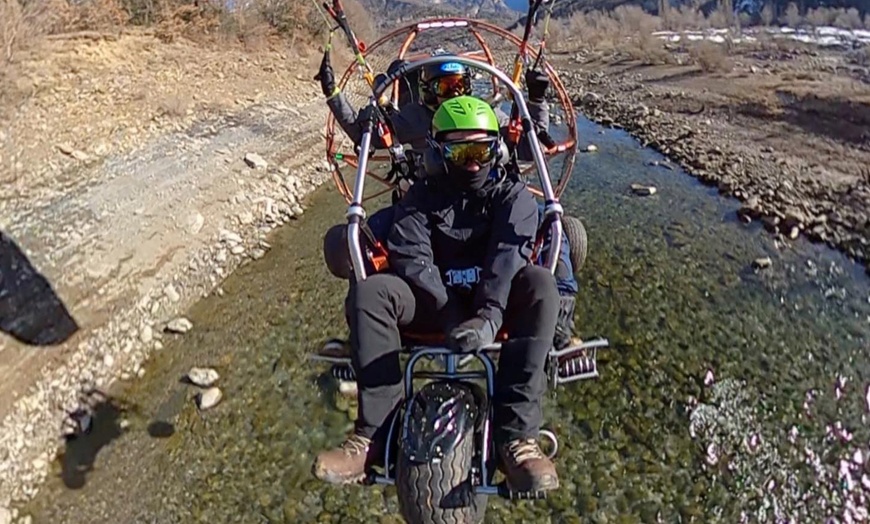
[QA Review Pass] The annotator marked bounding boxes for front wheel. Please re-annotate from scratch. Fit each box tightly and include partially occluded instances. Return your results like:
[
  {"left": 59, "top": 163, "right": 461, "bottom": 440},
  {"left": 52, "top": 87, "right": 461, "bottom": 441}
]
[
  {"left": 396, "top": 425, "right": 486, "bottom": 524},
  {"left": 395, "top": 382, "right": 487, "bottom": 524}
]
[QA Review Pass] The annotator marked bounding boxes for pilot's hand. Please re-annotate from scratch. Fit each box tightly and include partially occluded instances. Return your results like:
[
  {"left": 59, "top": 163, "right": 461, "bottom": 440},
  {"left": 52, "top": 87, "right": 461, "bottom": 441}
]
[
  {"left": 525, "top": 69, "right": 549, "bottom": 103},
  {"left": 314, "top": 51, "right": 336, "bottom": 98},
  {"left": 448, "top": 316, "right": 496, "bottom": 353}
]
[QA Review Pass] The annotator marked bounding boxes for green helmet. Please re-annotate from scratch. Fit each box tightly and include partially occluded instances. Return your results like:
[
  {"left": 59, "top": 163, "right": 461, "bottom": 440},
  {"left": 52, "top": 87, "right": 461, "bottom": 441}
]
[{"left": 431, "top": 96, "right": 500, "bottom": 141}]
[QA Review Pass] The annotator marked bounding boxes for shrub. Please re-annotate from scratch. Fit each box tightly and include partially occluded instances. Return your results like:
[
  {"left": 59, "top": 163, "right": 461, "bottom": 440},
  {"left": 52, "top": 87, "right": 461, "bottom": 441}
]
[
  {"left": 689, "top": 40, "right": 732, "bottom": 73},
  {"left": 781, "top": 2, "right": 801, "bottom": 27}
]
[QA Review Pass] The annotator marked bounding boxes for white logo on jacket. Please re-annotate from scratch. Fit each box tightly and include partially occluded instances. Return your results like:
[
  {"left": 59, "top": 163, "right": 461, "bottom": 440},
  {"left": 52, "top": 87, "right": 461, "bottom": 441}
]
[{"left": 445, "top": 267, "right": 482, "bottom": 289}]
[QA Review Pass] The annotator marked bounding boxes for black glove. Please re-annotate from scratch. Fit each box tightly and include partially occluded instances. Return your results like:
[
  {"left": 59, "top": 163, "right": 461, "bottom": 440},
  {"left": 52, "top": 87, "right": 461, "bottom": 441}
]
[
  {"left": 538, "top": 129, "right": 557, "bottom": 150},
  {"left": 448, "top": 316, "right": 496, "bottom": 353},
  {"left": 525, "top": 69, "right": 549, "bottom": 103},
  {"left": 314, "top": 50, "right": 336, "bottom": 98}
]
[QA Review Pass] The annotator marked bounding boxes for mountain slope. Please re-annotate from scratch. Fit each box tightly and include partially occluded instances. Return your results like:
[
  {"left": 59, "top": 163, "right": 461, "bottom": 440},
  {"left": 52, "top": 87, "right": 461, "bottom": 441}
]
[{"left": 359, "top": 0, "right": 514, "bottom": 24}]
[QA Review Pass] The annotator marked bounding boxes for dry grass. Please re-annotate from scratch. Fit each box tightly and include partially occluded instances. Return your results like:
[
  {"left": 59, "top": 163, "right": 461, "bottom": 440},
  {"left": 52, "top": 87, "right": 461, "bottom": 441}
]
[
  {"left": 1, "top": 0, "right": 374, "bottom": 115},
  {"left": 156, "top": 93, "right": 191, "bottom": 117}
]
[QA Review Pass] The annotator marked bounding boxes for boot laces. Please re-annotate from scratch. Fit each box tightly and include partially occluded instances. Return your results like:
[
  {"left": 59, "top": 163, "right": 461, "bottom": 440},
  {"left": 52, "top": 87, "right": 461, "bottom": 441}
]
[
  {"left": 341, "top": 434, "right": 371, "bottom": 456},
  {"left": 507, "top": 438, "right": 544, "bottom": 464}
]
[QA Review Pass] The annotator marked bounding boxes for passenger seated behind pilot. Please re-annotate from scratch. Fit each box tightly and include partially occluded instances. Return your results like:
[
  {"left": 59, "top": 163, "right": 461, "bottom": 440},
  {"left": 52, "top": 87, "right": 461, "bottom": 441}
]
[
  {"left": 313, "top": 96, "right": 561, "bottom": 494},
  {"left": 317, "top": 50, "right": 556, "bottom": 155}
]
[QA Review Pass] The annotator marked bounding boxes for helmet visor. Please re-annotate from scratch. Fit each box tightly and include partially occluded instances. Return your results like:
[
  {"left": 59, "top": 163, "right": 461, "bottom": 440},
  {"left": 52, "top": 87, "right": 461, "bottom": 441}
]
[
  {"left": 442, "top": 139, "right": 497, "bottom": 166},
  {"left": 429, "top": 74, "right": 469, "bottom": 99}
]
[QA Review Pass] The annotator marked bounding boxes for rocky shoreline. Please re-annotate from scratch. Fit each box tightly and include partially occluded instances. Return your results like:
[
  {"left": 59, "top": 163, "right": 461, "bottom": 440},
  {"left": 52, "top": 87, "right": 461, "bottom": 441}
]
[
  {"left": 556, "top": 66, "right": 870, "bottom": 273},
  {"left": 0, "top": 99, "right": 330, "bottom": 512}
]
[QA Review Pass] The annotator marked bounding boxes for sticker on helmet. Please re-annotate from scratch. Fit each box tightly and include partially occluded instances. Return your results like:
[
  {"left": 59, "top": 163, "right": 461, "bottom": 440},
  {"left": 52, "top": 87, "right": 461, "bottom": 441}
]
[{"left": 439, "top": 62, "right": 464, "bottom": 73}]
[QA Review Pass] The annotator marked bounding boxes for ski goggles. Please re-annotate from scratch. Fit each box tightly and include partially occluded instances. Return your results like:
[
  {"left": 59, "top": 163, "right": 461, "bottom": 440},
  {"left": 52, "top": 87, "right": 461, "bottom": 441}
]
[
  {"left": 441, "top": 139, "right": 498, "bottom": 165},
  {"left": 428, "top": 74, "right": 470, "bottom": 98}
]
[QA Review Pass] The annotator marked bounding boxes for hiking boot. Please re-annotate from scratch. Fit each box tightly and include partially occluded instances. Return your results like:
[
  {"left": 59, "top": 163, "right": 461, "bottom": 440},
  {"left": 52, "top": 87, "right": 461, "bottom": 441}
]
[
  {"left": 498, "top": 438, "right": 559, "bottom": 492},
  {"left": 312, "top": 433, "right": 380, "bottom": 485},
  {"left": 310, "top": 338, "right": 351, "bottom": 363}
]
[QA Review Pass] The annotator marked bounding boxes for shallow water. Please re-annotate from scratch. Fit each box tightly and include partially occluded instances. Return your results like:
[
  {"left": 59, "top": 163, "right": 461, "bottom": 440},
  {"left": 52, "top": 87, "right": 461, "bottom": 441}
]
[{"left": 26, "top": 116, "right": 870, "bottom": 523}]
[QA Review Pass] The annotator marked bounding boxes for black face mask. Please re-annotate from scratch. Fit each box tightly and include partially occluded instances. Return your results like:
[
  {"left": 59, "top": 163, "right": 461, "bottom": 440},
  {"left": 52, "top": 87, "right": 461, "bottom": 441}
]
[{"left": 445, "top": 161, "right": 494, "bottom": 193}]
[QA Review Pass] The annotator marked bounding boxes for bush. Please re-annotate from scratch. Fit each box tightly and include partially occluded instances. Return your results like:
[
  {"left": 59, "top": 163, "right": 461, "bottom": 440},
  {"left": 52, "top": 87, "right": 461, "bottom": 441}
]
[
  {"left": 2, "top": 0, "right": 65, "bottom": 66},
  {"left": 626, "top": 30, "right": 673, "bottom": 65},
  {"left": 689, "top": 40, "right": 732, "bottom": 73}
]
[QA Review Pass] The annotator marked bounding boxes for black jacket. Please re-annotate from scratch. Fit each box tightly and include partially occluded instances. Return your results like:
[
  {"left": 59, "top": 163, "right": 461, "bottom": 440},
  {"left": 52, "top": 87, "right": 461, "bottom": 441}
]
[{"left": 386, "top": 171, "right": 538, "bottom": 332}]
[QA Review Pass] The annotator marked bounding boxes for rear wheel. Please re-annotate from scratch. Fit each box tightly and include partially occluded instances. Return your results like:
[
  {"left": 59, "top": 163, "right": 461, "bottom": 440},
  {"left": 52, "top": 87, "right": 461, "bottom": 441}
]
[
  {"left": 562, "top": 215, "right": 588, "bottom": 275},
  {"left": 396, "top": 423, "right": 487, "bottom": 524}
]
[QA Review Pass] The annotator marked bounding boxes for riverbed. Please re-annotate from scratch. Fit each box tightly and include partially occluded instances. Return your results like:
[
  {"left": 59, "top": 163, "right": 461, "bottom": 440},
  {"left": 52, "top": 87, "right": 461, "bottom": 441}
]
[{"left": 22, "top": 115, "right": 870, "bottom": 523}]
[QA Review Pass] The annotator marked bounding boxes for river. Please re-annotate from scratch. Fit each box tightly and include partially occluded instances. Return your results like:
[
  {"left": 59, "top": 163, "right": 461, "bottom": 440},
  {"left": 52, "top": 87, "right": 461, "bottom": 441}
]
[{"left": 22, "top": 115, "right": 870, "bottom": 523}]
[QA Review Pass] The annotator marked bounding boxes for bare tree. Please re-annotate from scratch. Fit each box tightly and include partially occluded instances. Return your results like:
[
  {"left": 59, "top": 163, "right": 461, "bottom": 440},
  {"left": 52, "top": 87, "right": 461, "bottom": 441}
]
[
  {"left": 658, "top": 0, "right": 671, "bottom": 30},
  {"left": 760, "top": 3, "right": 774, "bottom": 26},
  {"left": 781, "top": 2, "right": 801, "bottom": 27}
]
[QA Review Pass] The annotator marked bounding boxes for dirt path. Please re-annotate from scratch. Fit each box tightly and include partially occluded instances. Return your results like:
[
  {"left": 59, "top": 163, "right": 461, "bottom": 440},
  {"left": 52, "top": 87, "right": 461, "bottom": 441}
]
[
  {"left": 551, "top": 44, "right": 870, "bottom": 271},
  {"left": 0, "top": 32, "right": 331, "bottom": 506}
]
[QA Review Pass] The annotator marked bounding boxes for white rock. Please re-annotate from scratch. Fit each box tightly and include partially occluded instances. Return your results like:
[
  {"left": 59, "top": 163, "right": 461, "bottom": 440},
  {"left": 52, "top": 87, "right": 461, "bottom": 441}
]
[
  {"left": 219, "top": 229, "right": 242, "bottom": 245},
  {"left": 187, "top": 212, "right": 205, "bottom": 235},
  {"left": 244, "top": 153, "right": 267, "bottom": 169},
  {"left": 164, "top": 283, "right": 180, "bottom": 302},
  {"left": 230, "top": 245, "right": 245, "bottom": 255},
  {"left": 586, "top": 144, "right": 598, "bottom": 152},
  {"left": 71, "top": 150, "right": 90, "bottom": 161},
  {"left": 165, "top": 317, "right": 193, "bottom": 334},
  {"left": 630, "top": 183, "right": 657, "bottom": 196},
  {"left": 0, "top": 507, "right": 10, "bottom": 524},
  {"left": 237, "top": 210, "right": 254, "bottom": 225},
  {"left": 187, "top": 367, "right": 220, "bottom": 387},
  {"left": 140, "top": 325, "right": 153, "bottom": 343},
  {"left": 753, "top": 257, "right": 772, "bottom": 269},
  {"left": 197, "top": 387, "right": 222, "bottom": 410}
]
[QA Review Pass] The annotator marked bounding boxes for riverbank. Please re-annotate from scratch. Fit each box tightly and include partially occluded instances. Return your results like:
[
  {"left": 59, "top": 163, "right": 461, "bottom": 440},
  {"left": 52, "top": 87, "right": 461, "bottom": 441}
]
[
  {"left": 0, "top": 31, "right": 329, "bottom": 509},
  {"left": 552, "top": 44, "right": 870, "bottom": 272}
]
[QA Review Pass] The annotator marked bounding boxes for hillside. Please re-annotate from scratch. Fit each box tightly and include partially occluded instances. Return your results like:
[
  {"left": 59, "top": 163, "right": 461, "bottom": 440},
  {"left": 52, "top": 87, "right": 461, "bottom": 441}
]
[{"left": 358, "top": 0, "right": 514, "bottom": 25}]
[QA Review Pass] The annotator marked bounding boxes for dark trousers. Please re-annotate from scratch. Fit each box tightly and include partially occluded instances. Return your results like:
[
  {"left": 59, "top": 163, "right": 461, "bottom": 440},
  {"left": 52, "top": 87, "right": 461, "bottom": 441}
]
[{"left": 346, "top": 265, "right": 559, "bottom": 444}]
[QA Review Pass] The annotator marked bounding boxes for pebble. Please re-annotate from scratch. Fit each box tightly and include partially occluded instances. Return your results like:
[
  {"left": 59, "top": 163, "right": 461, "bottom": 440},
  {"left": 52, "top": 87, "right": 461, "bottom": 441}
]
[
  {"left": 187, "top": 367, "right": 220, "bottom": 387},
  {"left": 187, "top": 212, "right": 205, "bottom": 235},
  {"left": 0, "top": 507, "right": 10, "bottom": 524},
  {"left": 586, "top": 144, "right": 598, "bottom": 152},
  {"left": 244, "top": 152, "right": 267, "bottom": 169},
  {"left": 630, "top": 183, "right": 657, "bottom": 196},
  {"left": 164, "top": 283, "right": 180, "bottom": 302},
  {"left": 231, "top": 245, "right": 245, "bottom": 255},
  {"left": 165, "top": 317, "right": 193, "bottom": 334},
  {"left": 753, "top": 256, "right": 772, "bottom": 269},
  {"left": 197, "top": 387, "right": 223, "bottom": 410}
]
